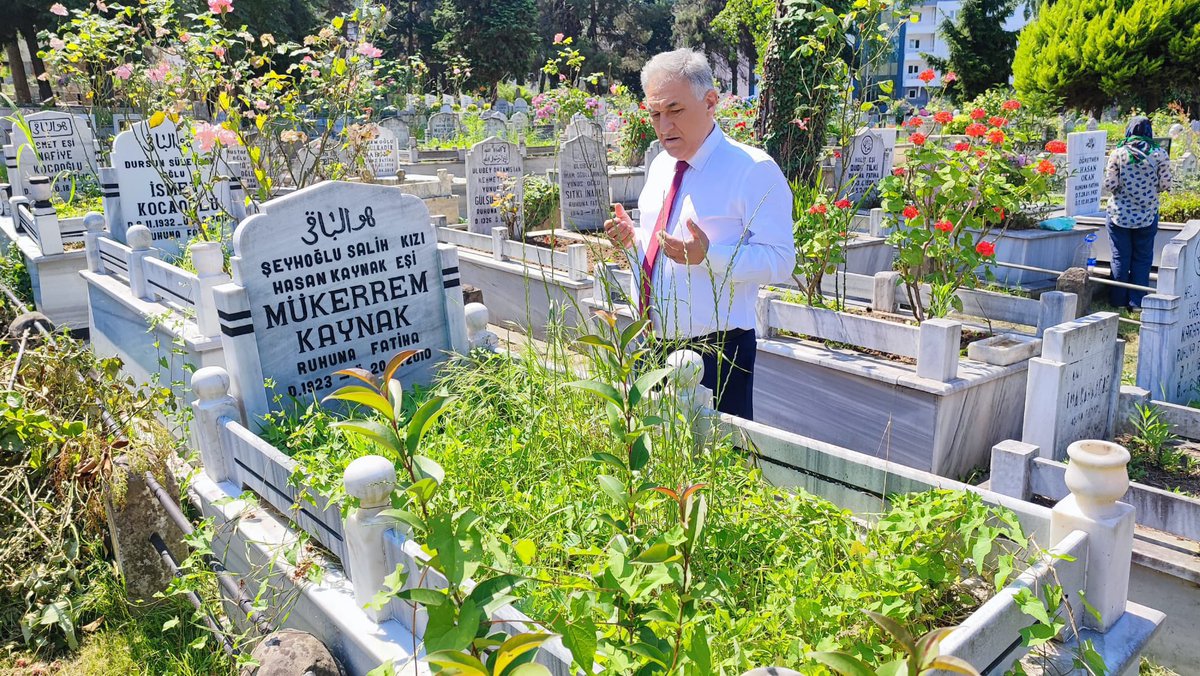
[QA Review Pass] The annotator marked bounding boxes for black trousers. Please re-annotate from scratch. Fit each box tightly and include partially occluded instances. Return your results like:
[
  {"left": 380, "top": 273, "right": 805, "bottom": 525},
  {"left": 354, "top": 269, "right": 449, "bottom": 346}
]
[{"left": 656, "top": 328, "right": 757, "bottom": 420}]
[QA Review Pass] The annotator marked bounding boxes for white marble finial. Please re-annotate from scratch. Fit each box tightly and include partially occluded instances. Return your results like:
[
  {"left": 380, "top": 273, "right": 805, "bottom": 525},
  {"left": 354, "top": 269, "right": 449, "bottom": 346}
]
[
  {"left": 667, "top": 349, "right": 704, "bottom": 391},
  {"left": 83, "top": 211, "right": 106, "bottom": 232},
  {"left": 191, "top": 366, "right": 231, "bottom": 402},
  {"left": 344, "top": 455, "right": 397, "bottom": 509},
  {"left": 127, "top": 224, "right": 152, "bottom": 251}
]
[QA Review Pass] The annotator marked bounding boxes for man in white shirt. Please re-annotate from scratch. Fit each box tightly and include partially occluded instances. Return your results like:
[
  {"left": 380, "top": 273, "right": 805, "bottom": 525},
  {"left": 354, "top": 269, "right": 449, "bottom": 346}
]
[{"left": 604, "top": 48, "right": 794, "bottom": 419}]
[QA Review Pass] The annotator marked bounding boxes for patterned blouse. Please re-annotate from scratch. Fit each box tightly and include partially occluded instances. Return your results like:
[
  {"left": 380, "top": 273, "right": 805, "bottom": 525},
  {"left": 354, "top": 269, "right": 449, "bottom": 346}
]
[{"left": 1103, "top": 144, "right": 1172, "bottom": 229}]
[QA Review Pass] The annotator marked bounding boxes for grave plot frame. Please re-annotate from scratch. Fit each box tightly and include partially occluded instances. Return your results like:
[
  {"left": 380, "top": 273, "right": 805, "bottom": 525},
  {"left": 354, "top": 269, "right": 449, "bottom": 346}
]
[
  {"left": 1137, "top": 220, "right": 1200, "bottom": 405},
  {"left": 212, "top": 181, "right": 469, "bottom": 421},
  {"left": 4, "top": 110, "right": 100, "bottom": 200}
]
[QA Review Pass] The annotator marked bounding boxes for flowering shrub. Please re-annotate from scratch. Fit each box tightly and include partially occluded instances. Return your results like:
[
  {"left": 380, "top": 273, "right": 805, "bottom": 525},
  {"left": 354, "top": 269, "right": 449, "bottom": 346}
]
[
  {"left": 715, "top": 94, "right": 758, "bottom": 146},
  {"left": 792, "top": 182, "right": 856, "bottom": 307},
  {"left": 615, "top": 103, "right": 653, "bottom": 166},
  {"left": 880, "top": 90, "right": 1061, "bottom": 321}
]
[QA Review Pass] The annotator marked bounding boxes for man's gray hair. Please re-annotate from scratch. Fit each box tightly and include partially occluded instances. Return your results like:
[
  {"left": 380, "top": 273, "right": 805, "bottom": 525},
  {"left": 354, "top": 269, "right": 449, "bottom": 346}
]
[{"left": 641, "top": 49, "right": 716, "bottom": 100}]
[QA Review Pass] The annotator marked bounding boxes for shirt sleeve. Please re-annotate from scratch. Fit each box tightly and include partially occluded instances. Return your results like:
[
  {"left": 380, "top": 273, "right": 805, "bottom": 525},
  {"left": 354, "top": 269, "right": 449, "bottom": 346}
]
[
  {"left": 1103, "top": 151, "right": 1122, "bottom": 195},
  {"left": 704, "top": 158, "right": 795, "bottom": 286},
  {"left": 1157, "top": 150, "right": 1173, "bottom": 192}
]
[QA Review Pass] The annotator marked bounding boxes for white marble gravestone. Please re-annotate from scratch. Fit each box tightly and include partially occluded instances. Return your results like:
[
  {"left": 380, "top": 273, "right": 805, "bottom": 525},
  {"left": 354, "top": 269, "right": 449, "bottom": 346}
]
[
  {"left": 512, "top": 99, "right": 530, "bottom": 114},
  {"left": 840, "top": 128, "right": 896, "bottom": 205},
  {"left": 213, "top": 181, "right": 467, "bottom": 420},
  {"left": 426, "top": 112, "right": 458, "bottom": 142},
  {"left": 643, "top": 140, "right": 663, "bottom": 175},
  {"left": 466, "top": 137, "right": 523, "bottom": 236},
  {"left": 1137, "top": 221, "right": 1200, "bottom": 404},
  {"left": 217, "top": 139, "right": 260, "bottom": 194},
  {"left": 362, "top": 125, "right": 400, "bottom": 177},
  {"left": 1022, "top": 312, "right": 1123, "bottom": 460},
  {"left": 8, "top": 110, "right": 98, "bottom": 198},
  {"left": 564, "top": 113, "right": 603, "bottom": 145},
  {"left": 509, "top": 111, "right": 530, "bottom": 134},
  {"left": 482, "top": 111, "right": 508, "bottom": 139},
  {"left": 1065, "top": 130, "right": 1107, "bottom": 217},
  {"left": 105, "top": 118, "right": 234, "bottom": 257},
  {"left": 559, "top": 135, "right": 609, "bottom": 232},
  {"left": 379, "top": 117, "right": 411, "bottom": 148},
  {"left": 492, "top": 100, "right": 513, "bottom": 117}
]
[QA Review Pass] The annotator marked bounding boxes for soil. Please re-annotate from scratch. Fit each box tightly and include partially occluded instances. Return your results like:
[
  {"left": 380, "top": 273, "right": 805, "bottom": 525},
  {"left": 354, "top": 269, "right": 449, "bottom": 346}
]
[
  {"left": 526, "top": 232, "right": 631, "bottom": 271},
  {"left": 1115, "top": 435, "right": 1200, "bottom": 497}
]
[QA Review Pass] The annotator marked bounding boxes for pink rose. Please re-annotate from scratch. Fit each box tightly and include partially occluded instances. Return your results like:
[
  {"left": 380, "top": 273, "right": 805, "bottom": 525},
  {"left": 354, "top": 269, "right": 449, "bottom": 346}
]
[
  {"left": 49, "top": 37, "right": 65, "bottom": 51},
  {"left": 943, "top": 71, "right": 958, "bottom": 83},
  {"left": 215, "top": 127, "right": 238, "bottom": 147},
  {"left": 179, "top": 32, "right": 191, "bottom": 43},
  {"left": 355, "top": 42, "right": 382, "bottom": 59},
  {"left": 554, "top": 33, "right": 565, "bottom": 44},
  {"left": 112, "top": 64, "right": 133, "bottom": 80},
  {"left": 212, "top": 45, "right": 226, "bottom": 58},
  {"left": 50, "top": 3, "right": 67, "bottom": 16},
  {"left": 95, "top": 0, "right": 107, "bottom": 10},
  {"left": 194, "top": 122, "right": 219, "bottom": 152},
  {"left": 207, "top": 0, "right": 233, "bottom": 14},
  {"left": 147, "top": 63, "right": 169, "bottom": 83},
  {"left": 254, "top": 99, "right": 269, "bottom": 110}
]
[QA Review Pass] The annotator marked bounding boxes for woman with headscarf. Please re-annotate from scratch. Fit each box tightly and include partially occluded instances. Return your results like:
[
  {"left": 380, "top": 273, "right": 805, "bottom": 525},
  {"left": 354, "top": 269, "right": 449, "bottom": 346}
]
[{"left": 1102, "top": 115, "right": 1172, "bottom": 310}]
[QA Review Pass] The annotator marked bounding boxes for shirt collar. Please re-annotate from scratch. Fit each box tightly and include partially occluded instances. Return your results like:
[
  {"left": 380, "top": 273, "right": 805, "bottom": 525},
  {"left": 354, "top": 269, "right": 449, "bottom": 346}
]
[{"left": 681, "top": 123, "right": 722, "bottom": 173}]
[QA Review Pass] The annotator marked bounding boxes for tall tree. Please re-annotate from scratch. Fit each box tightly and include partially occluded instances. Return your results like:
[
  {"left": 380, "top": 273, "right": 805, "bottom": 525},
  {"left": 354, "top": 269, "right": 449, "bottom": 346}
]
[
  {"left": 924, "top": 0, "right": 1020, "bottom": 102},
  {"left": 433, "top": 0, "right": 540, "bottom": 92}
]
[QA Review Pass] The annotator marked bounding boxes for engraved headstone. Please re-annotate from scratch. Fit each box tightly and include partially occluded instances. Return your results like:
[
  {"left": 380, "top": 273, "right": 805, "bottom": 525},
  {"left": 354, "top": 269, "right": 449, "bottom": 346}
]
[
  {"left": 509, "top": 111, "right": 530, "bottom": 133},
  {"left": 426, "top": 111, "right": 458, "bottom": 141},
  {"left": 1022, "top": 312, "right": 1123, "bottom": 460},
  {"left": 8, "top": 110, "right": 98, "bottom": 198},
  {"left": 1137, "top": 222, "right": 1200, "bottom": 404},
  {"left": 1065, "top": 130, "right": 1107, "bottom": 216},
  {"left": 482, "top": 111, "right": 508, "bottom": 139},
  {"left": 839, "top": 127, "right": 896, "bottom": 205},
  {"left": 107, "top": 118, "right": 233, "bottom": 256},
  {"left": 564, "top": 113, "right": 603, "bottom": 145},
  {"left": 512, "top": 98, "right": 530, "bottom": 114},
  {"left": 466, "top": 137, "right": 523, "bottom": 235},
  {"left": 362, "top": 124, "right": 400, "bottom": 177},
  {"left": 492, "top": 100, "right": 513, "bottom": 117},
  {"left": 217, "top": 138, "right": 260, "bottom": 194},
  {"left": 559, "top": 135, "right": 609, "bottom": 232},
  {"left": 214, "top": 181, "right": 466, "bottom": 419},
  {"left": 379, "top": 117, "right": 411, "bottom": 148}
]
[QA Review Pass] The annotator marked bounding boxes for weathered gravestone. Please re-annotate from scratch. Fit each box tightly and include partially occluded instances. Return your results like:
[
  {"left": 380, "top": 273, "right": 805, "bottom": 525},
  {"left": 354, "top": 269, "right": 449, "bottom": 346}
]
[
  {"left": 512, "top": 98, "right": 530, "bottom": 115},
  {"left": 509, "top": 111, "right": 530, "bottom": 134},
  {"left": 379, "top": 117, "right": 411, "bottom": 148},
  {"left": 213, "top": 181, "right": 468, "bottom": 420},
  {"left": 217, "top": 138, "right": 260, "bottom": 194},
  {"left": 482, "top": 111, "right": 508, "bottom": 139},
  {"left": 7, "top": 110, "right": 98, "bottom": 198},
  {"left": 1065, "top": 130, "right": 1107, "bottom": 217},
  {"left": 102, "top": 118, "right": 236, "bottom": 257},
  {"left": 426, "top": 111, "right": 458, "bottom": 142},
  {"left": 1022, "top": 312, "right": 1123, "bottom": 460},
  {"left": 1137, "top": 221, "right": 1200, "bottom": 404},
  {"left": 564, "top": 114, "right": 603, "bottom": 145},
  {"left": 361, "top": 125, "right": 400, "bottom": 177},
  {"left": 466, "top": 137, "right": 523, "bottom": 235},
  {"left": 839, "top": 128, "right": 896, "bottom": 205},
  {"left": 559, "top": 135, "right": 609, "bottom": 232},
  {"left": 492, "top": 99, "right": 513, "bottom": 117}
]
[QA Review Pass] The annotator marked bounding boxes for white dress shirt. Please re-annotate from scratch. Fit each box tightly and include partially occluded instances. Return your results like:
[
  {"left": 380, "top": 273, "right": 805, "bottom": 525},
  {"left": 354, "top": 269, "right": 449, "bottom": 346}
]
[{"left": 634, "top": 124, "right": 794, "bottom": 338}]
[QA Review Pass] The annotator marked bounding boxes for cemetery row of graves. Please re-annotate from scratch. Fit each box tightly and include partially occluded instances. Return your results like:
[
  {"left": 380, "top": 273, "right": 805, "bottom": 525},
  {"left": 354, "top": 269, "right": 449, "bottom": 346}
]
[{"left": 1, "top": 0, "right": 1200, "bottom": 674}]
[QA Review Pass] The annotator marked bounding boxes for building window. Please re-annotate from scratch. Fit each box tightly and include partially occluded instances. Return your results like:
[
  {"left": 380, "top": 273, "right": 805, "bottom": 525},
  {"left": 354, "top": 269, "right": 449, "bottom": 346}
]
[
  {"left": 907, "top": 88, "right": 918, "bottom": 99},
  {"left": 908, "top": 38, "right": 921, "bottom": 49},
  {"left": 907, "top": 65, "right": 920, "bottom": 75}
]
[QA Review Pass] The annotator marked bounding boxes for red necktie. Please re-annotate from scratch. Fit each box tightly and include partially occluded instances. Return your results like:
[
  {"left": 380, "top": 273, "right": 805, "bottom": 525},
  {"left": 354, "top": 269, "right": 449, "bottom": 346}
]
[{"left": 640, "top": 159, "right": 689, "bottom": 315}]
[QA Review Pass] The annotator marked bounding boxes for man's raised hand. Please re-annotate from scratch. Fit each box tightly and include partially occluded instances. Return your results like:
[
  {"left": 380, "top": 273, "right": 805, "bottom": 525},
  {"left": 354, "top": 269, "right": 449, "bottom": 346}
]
[
  {"left": 604, "top": 203, "right": 635, "bottom": 249},
  {"left": 660, "top": 219, "right": 709, "bottom": 265}
]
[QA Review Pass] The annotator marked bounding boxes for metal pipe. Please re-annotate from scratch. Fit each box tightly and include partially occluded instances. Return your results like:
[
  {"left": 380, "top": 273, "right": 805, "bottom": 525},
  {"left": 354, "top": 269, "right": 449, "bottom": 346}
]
[
  {"left": 143, "top": 470, "right": 274, "bottom": 636},
  {"left": 992, "top": 260, "right": 1157, "bottom": 293},
  {"left": 149, "top": 532, "right": 238, "bottom": 656}
]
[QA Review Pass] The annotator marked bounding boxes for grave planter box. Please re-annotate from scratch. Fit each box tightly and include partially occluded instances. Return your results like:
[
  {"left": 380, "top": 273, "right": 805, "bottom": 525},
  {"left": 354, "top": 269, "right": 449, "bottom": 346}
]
[
  {"left": 1, "top": 195, "right": 94, "bottom": 330},
  {"left": 978, "top": 224, "right": 1101, "bottom": 288},
  {"left": 608, "top": 165, "right": 646, "bottom": 204},
  {"left": 844, "top": 233, "right": 894, "bottom": 276}
]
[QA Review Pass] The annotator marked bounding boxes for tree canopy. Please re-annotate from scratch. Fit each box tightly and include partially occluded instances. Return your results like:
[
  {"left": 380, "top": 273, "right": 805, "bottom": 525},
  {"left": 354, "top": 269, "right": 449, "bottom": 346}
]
[{"left": 925, "top": 0, "right": 1020, "bottom": 103}]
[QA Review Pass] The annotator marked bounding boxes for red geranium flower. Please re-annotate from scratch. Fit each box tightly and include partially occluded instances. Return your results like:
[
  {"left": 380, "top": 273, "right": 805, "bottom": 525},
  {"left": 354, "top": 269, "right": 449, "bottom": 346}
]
[
  {"left": 964, "top": 123, "right": 987, "bottom": 137},
  {"left": 735, "top": 121, "right": 747, "bottom": 129},
  {"left": 832, "top": 149, "right": 842, "bottom": 159},
  {"left": 1045, "top": 140, "right": 1067, "bottom": 154},
  {"left": 905, "top": 116, "right": 924, "bottom": 128},
  {"left": 976, "top": 240, "right": 996, "bottom": 257},
  {"left": 988, "top": 116, "right": 1008, "bottom": 128},
  {"left": 808, "top": 203, "right": 828, "bottom": 215},
  {"left": 993, "top": 206, "right": 1006, "bottom": 219},
  {"left": 976, "top": 149, "right": 987, "bottom": 158},
  {"left": 902, "top": 205, "right": 920, "bottom": 219},
  {"left": 910, "top": 132, "right": 927, "bottom": 146},
  {"left": 1001, "top": 99, "right": 1021, "bottom": 111},
  {"left": 918, "top": 69, "right": 936, "bottom": 83},
  {"left": 970, "top": 108, "right": 987, "bottom": 120},
  {"left": 892, "top": 167, "right": 907, "bottom": 177},
  {"left": 987, "top": 129, "right": 1006, "bottom": 145},
  {"left": 1036, "top": 159, "right": 1056, "bottom": 175},
  {"left": 933, "top": 111, "right": 953, "bottom": 124},
  {"left": 954, "top": 142, "right": 970, "bottom": 152},
  {"left": 835, "top": 199, "right": 852, "bottom": 209},
  {"left": 935, "top": 219, "right": 954, "bottom": 232}
]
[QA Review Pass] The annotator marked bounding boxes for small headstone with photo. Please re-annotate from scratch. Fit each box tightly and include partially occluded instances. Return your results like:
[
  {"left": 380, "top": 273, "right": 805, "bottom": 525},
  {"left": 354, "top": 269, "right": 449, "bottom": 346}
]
[
  {"left": 559, "top": 134, "right": 609, "bottom": 232},
  {"left": 839, "top": 127, "right": 896, "bottom": 205},
  {"left": 466, "top": 137, "right": 523, "bottom": 235},
  {"left": 212, "top": 181, "right": 467, "bottom": 420},
  {"left": 105, "top": 118, "right": 235, "bottom": 257},
  {"left": 426, "top": 111, "right": 458, "bottom": 141},
  {"left": 1065, "top": 130, "right": 1107, "bottom": 216},
  {"left": 8, "top": 110, "right": 98, "bottom": 198},
  {"left": 1022, "top": 312, "right": 1123, "bottom": 460}
]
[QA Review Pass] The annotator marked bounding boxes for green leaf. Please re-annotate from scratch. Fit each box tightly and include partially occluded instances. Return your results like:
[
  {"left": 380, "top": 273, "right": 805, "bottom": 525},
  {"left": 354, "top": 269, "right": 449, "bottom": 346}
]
[
  {"left": 576, "top": 334, "right": 617, "bottom": 354},
  {"left": 425, "top": 650, "right": 488, "bottom": 676},
  {"left": 514, "top": 539, "right": 536, "bottom": 565},
  {"left": 928, "top": 656, "right": 981, "bottom": 675},
  {"left": 322, "top": 385, "right": 394, "bottom": 421},
  {"left": 413, "top": 455, "right": 445, "bottom": 484},
  {"left": 506, "top": 665, "right": 551, "bottom": 676},
  {"left": 865, "top": 610, "right": 915, "bottom": 658},
  {"left": 629, "top": 434, "right": 651, "bottom": 471},
  {"left": 619, "top": 318, "right": 649, "bottom": 351},
  {"left": 469, "top": 574, "right": 523, "bottom": 614},
  {"left": 566, "top": 379, "right": 623, "bottom": 409},
  {"left": 687, "top": 624, "right": 712, "bottom": 674},
  {"left": 161, "top": 617, "right": 180, "bottom": 632},
  {"left": 379, "top": 509, "right": 426, "bottom": 533},
  {"left": 597, "top": 475, "right": 629, "bottom": 506},
  {"left": 405, "top": 477, "right": 438, "bottom": 504},
  {"left": 383, "top": 349, "right": 420, "bottom": 385},
  {"left": 332, "top": 419, "right": 401, "bottom": 454},
  {"left": 493, "top": 633, "right": 552, "bottom": 675},
  {"left": 629, "top": 367, "right": 673, "bottom": 407},
  {"left": 632, "top": 542, "right": 675, "bottom": 564},
  {"left": 588, "top": 452, "right": 626, "bottom": 471},
  {"left": 395, "top": 587, "right": 448, "bottom": 606},
  {"left": 557, "top": 597, "right": 598, "bottom": 672},
  {"left": 808, "top": 651, "right": 876, "bottom": 676},
  {"left": 405, "top": 394, "right": 453, "bottom": 455}
]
